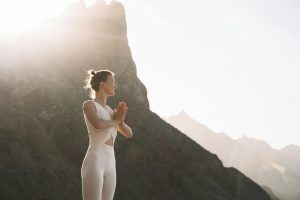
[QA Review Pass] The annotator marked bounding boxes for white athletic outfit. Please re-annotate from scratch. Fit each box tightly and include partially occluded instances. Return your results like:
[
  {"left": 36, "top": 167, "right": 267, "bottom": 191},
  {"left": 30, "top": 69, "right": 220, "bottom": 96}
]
[{"left": 81, "top": 100, "right": 118, "bottom": 200}]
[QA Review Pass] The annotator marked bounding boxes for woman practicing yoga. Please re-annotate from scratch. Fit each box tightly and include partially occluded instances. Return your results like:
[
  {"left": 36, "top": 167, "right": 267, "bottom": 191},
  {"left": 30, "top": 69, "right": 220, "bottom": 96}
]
[{"left": 81, "top": 69, "right": 133, "bottom": 200}]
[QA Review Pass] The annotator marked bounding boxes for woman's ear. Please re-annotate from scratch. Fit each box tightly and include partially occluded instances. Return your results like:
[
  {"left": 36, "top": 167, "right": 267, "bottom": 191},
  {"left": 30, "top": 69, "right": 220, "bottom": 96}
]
[{"left": 99, "top": 82, "right": 104, "bottom": 88}]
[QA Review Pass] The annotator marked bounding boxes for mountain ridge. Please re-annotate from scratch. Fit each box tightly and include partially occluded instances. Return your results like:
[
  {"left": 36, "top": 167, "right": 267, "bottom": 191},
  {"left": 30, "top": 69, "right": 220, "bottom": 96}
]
[{"left": 165, "top": 110, "right": 300, "bottom": 200}]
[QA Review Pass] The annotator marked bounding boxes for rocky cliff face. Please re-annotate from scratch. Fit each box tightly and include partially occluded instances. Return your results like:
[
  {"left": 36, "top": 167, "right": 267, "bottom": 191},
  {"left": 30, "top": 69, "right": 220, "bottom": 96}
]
[{"left": 0, "top": 1, "right": 272, "bottom": 199}]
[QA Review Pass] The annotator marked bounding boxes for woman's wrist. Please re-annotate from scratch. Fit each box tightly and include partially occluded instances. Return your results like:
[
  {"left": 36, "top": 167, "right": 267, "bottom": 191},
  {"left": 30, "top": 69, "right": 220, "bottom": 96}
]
[{"left": 112, "top": 119, "right": 119, "bottom": 126}]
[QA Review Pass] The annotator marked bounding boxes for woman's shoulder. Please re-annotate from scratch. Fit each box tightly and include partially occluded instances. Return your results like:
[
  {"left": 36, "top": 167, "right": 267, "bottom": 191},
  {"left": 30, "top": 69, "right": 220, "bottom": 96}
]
[
  {"left": 83, "top": 99, "right": 94, "bottom": 103},
  {"left": 82, "top": 99, "right": 94, "bottom": 106},
  {"left": 82, "top": 100, "right": 96, "bottom": 111}
]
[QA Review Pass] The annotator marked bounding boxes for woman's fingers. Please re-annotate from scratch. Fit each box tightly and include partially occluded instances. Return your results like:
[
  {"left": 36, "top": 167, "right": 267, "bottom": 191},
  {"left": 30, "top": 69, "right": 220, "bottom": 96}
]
[
  {"left": 113, "top": 105, "right": 128, "bottom": 123},
  {"left": 118, "top": 101, "right": 127, "bottom": 110},
  {"left": 120, "top": 107, "right": 128, "bottom": 122}
]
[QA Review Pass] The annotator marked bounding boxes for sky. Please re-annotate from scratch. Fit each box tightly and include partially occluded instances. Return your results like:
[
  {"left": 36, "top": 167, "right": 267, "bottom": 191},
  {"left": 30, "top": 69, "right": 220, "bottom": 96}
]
[
  {"left": 122, "top": 0, "right": 300, "bottom": 149},
  {"left": 0, "top": 0, "right": 299, "bottom": 149}
]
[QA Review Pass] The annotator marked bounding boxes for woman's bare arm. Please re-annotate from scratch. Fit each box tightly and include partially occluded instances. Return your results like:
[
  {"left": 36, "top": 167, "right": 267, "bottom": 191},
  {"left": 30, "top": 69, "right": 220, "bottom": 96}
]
[
  {"left": 82, "top": 101, "right": 118, "bottom": 129},
  {"left": 117, "top": 122, "right": 133, "bottom": 139}
]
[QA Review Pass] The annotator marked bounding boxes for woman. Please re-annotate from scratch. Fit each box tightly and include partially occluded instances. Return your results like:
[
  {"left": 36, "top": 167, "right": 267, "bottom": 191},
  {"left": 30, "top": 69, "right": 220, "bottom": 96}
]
[{"left": 81, "top": 69, "right": 133, "bottom": 200}]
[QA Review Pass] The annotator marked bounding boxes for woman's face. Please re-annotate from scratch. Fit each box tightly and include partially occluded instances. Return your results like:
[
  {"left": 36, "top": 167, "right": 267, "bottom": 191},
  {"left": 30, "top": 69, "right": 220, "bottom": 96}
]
[{"left": 101, "top": 74, "right": 117, "bottom": 96}]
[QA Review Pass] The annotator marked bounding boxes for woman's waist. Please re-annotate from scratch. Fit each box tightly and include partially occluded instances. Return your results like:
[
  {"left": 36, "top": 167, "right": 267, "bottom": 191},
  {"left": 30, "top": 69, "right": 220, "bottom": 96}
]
[
  {"left": 88, "top": 135, "right": 115, "bottom": 144},
  {"left": 88, "top": 129, "right": 117, "bottom": 143},
  {"left": 88, "top": 142, "right": 114, "bottom": 152},
  {"left": 88, "top": 127, "right": 117, "bottom": 136}
]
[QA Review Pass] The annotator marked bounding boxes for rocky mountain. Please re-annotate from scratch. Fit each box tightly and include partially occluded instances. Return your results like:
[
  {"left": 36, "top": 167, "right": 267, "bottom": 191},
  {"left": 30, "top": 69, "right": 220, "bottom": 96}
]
[
  {"left": 0, "top": 1, "right": 272, "bottom": 199},
  {"left": 165, "top": 110, "right": 300, "bottom": 200}
]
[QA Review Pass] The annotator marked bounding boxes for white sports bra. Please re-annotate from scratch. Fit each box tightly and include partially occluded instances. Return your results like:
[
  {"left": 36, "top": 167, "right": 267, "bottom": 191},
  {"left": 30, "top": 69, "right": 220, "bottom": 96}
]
[{"left": 83, "top": 100, "right": 117, "bottom": 146}]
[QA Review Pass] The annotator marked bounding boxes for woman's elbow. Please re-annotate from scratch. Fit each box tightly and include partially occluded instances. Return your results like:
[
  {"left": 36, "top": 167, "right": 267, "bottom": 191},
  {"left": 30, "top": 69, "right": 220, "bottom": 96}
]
[{"left": 126, "top": 130, "right": 133, "bottom": 139}]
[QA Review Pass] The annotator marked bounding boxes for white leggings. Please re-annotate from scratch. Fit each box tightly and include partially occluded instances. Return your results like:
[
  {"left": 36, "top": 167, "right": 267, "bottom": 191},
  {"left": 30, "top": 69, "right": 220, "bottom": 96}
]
[{"left": 81, "top": 143, "right": 116, "bottom": 200}]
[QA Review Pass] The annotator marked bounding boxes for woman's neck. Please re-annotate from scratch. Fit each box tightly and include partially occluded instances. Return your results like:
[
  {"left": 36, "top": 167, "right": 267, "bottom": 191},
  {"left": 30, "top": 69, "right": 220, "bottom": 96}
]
[{"left": 94, "top": 92, "right": 108, "bottom": 106}]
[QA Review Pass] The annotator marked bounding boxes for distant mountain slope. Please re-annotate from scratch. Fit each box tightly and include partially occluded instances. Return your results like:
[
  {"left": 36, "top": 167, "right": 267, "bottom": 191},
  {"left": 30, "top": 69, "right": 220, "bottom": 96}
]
[
  {"left": 165, "top": 110, "right": 300, "bottom": 200},
  {"left": 0, "top": 1, "right": 272, "bottom": 199}
]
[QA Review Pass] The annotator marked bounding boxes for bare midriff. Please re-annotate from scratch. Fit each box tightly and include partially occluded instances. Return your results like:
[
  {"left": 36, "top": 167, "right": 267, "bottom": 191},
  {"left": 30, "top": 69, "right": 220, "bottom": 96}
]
[{"left": 104, "top": 136, "right": 113, "bottom": 146}]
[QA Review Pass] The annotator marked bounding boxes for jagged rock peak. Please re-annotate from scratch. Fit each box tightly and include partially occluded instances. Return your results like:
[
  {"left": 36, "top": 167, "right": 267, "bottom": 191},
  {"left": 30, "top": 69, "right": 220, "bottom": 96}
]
[
  {"left": 166, "top": 110, "right": 190, "bottom": 119},
  {"left": 177, "top": 110, "right": 189, "bottom": 117},
  {"left": 51, "top": 0, "right": 127, "bottom": 37},
  {"left": 63, "top": 0, "right": 125, "bottom": 16},
  {"left": 279, "top": 143, "right": 300, "bottom": 151}
]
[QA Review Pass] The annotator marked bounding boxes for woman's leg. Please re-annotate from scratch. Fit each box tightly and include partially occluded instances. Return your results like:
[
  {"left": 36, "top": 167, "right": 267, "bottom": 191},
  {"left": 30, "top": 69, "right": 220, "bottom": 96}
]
[
  {"left": 82, "top": 168, "right": 104, "bottom": 200},
  {"left": 101, "top": 163, "right": 116, "bottom": 200},
  {"left": 81, "top": 151, "right": 104, "bottom": 200}
]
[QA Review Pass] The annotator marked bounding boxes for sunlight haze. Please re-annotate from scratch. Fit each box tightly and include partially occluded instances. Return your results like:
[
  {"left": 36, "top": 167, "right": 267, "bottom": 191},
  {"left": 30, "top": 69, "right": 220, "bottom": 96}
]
[{"left": 1, "top": 0, "right": 299, "bottom": 149}]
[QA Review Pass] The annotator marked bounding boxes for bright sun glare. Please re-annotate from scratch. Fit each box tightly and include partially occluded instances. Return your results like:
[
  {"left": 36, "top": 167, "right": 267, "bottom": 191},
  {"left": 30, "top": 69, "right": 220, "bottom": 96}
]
[
  {"left": 0, "top": 0, "right": 112, "bottom": 37},
  {"left": 0, "top": 0, "right": 73, "bottom": 36}
]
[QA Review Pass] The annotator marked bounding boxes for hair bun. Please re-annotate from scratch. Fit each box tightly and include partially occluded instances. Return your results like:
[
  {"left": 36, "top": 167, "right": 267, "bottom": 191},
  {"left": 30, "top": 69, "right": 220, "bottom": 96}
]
[{"left": 91, "top": 71, "right": 96, "bottom": 76}]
